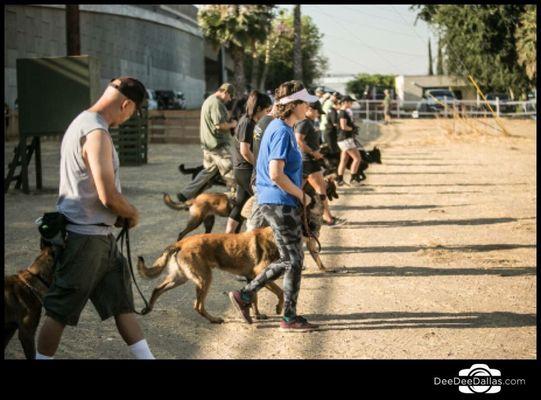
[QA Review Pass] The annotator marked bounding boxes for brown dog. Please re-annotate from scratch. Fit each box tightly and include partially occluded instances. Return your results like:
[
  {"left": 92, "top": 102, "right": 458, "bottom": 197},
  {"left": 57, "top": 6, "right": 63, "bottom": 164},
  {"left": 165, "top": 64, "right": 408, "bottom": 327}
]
[
  {"left": 163, "top": 192, "right": 236, "bottom": 241},
  {"left": 137, "top": 227, "right": 283, "bottom": 323},
  {"left": 4, "top": 241, "right": 56, "bottom": 359}
]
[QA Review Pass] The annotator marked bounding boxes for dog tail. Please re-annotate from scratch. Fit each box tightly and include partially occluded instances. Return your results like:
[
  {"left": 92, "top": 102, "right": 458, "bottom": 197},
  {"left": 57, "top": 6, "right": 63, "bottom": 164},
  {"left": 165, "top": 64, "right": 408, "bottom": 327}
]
[
  {"left": 137, "top": 245, "right": 178, "bottom": 279},
  {"left": 163, "top": 192, "right": 190, "bottom": 211}
]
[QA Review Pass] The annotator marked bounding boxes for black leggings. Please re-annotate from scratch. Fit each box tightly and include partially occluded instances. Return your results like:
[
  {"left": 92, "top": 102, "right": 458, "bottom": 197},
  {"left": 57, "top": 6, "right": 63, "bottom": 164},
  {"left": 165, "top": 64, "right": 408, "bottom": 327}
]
[{"left": 229, "top": 168, "right": 254, "bottom": 222}]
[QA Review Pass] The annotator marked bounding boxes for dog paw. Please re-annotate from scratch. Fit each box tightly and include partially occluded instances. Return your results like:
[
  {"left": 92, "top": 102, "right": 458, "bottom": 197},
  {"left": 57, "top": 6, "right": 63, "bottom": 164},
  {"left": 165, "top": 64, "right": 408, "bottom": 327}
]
[{"left": 255, "top": 314, "right": 268, "bottom": 320}]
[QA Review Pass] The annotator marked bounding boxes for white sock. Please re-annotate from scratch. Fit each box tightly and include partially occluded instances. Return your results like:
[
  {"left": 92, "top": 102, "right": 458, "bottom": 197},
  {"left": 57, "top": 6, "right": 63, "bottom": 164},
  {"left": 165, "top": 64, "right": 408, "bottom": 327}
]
[
  {"left": 128, "top": 339, "right": 155, "bottom": 359},
  {"left": 35, "top": 352, "right": 54, "bottom": 360}
]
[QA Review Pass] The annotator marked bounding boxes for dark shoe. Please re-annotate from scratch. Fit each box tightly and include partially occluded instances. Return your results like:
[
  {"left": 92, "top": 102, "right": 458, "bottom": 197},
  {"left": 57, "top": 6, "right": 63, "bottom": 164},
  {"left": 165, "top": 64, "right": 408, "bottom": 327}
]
[
  {"left": 228, "top": 291, "right": 253, "bottom": 324},
  {"left": 176, "top": 193, "right": 187, "bottom": 202},
  {"left": 335, "top": 178, "right": 345, "bottom": 187},
  {"left": 279, "top": 316, "right": 319, "bottom": 332}
]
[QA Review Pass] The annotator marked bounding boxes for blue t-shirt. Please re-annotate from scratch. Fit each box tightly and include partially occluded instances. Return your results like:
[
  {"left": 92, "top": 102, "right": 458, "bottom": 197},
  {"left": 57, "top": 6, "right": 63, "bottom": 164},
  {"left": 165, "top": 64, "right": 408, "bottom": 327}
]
[{"left": 256, "top": 118, "right": 302, "bottom": 207}]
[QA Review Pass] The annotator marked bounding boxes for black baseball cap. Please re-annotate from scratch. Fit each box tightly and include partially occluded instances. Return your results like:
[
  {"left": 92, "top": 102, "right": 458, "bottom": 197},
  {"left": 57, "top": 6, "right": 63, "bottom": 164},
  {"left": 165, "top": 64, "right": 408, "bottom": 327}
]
[
  {"left": 309, "top": 101, "right": 325, "bottom": 115},
  {"left": 109, "top": 76, "right": 148, "bottom": 112}
]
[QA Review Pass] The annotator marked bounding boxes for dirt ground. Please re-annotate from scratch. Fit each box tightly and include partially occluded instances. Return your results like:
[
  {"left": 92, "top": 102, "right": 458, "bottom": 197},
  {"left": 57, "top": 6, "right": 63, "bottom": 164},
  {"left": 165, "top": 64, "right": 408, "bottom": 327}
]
[{"left": 4, "top": 118, "right": 536, "bottom": 359}]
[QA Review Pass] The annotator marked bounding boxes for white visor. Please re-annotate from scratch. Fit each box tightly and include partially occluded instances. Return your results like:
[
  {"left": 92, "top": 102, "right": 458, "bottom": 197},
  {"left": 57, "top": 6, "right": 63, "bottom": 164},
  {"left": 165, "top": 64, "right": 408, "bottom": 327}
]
[{"left": 277, "top": 88, "right": 319, "bottom": 105}]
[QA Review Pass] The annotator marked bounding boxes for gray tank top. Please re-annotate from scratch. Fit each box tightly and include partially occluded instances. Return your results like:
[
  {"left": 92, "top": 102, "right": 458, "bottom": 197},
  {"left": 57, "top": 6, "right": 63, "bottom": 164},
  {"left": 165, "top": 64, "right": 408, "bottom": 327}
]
[{"left": 57, "top": 110, "right": 121, "bottom": 235}]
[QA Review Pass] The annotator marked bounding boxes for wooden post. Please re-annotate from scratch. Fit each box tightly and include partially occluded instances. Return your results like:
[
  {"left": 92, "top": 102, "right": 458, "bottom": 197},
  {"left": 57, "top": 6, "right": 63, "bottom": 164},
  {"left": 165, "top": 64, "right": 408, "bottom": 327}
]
[{"left": 365, "top": 100, "right": 369, "bottom": 121}]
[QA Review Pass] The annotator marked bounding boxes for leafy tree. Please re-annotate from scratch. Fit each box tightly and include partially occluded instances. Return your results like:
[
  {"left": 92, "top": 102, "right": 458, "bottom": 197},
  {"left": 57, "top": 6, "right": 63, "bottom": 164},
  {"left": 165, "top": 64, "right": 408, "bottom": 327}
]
[
  {"left": 346, "top": 74, "right": 395, "bottom": 99},
  {"left": 246, "top": 10, "right": 328, "bottom": 92},
  {"left": 515, "top": 4, "right": 536, "bottom": 85},
  {"left": 198, "top": 5, "right": 275, "bottom": 95},
  {"left": 412, "top": 5, "right": 533, "bottom": 97}
]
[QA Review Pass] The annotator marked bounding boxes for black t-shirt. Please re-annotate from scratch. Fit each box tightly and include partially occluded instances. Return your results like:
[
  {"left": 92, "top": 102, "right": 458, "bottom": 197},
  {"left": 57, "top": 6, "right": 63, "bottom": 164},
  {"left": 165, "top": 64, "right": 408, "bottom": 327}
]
[
  {"left": 325, "top": 108, "right": 338, "bottom": 134},
  {"left": 294, "top": 118, "right": 320, "bottom": 161},
  {"left": 231, "top": 115, "right": 256, "bottom": 170},
  {"left": 337, "top": 109, "right": 354, "bottom": 141},
  {"left": 250, "top": 114, "right": 274, "bottom": 186}
]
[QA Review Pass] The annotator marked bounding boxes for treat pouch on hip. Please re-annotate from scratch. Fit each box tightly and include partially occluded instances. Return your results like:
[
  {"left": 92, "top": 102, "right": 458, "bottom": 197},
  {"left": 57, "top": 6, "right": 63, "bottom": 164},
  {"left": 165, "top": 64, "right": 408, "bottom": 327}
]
[{"left": 35, "top": 212, "right": 67, "bottom": 246}]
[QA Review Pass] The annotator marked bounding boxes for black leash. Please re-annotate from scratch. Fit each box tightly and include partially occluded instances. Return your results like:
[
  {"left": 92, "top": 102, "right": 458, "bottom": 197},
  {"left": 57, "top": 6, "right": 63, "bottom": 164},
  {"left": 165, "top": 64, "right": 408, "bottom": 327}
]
[
  {"left": 116, "top": 222, "right": 149, "bottom": 315},
  {"left": 302, "top": 191, "right": 322, "bottom": 253}
]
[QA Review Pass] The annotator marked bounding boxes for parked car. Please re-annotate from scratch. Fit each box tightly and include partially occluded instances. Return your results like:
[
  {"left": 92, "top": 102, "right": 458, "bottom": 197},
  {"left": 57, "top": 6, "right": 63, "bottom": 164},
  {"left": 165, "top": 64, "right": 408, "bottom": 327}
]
[
  {"left": 174, "top": 91, "right": 187, "bottom": 110},
  {"left": 412, "top": 89, "right": 456, "bottom": 118},
  {"left": 146, "top": 89, "right": 158, "bottom": 110},
  {"left": 155, "top": 90, "right": 177, "bottom": 110}
]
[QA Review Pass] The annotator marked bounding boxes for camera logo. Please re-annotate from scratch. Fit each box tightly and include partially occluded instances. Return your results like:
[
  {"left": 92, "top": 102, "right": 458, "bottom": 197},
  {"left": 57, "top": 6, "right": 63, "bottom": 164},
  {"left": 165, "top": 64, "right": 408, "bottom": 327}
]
[{"left": 458, "top": 364, "right": 501, "bottom": 394}]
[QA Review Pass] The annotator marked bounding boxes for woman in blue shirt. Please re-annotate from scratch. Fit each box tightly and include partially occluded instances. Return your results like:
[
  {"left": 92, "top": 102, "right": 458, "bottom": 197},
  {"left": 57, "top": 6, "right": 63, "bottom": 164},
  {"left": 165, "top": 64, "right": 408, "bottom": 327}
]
[{"left": 229, "top": 81, "right": 319, "bottom": 332}]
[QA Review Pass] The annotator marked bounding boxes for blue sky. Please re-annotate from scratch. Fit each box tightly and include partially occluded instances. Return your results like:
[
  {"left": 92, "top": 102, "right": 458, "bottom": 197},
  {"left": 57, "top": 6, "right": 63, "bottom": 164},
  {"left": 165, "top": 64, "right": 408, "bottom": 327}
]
[{"left": 280, "top": 4, "right": 438, "bottom": 76}]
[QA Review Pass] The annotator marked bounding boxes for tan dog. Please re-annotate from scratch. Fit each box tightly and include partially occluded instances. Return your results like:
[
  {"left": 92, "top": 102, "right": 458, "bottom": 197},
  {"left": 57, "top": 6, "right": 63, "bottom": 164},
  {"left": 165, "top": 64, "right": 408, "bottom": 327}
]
[
  {"left": 137, "top": 227, "right": 284, "bottom": 323},
  {"left": 4, "top": 241, "right": 56, "bottom": 359},
  {"left": 163, "top": 192, "right": 236, "bottom": 241}
]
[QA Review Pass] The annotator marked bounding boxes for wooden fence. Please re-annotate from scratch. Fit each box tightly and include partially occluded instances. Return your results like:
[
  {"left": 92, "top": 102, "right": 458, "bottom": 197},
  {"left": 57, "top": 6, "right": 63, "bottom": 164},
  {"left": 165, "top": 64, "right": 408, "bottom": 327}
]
[{"left": 148, "top": 109, "right": 200, "bottom": 144}]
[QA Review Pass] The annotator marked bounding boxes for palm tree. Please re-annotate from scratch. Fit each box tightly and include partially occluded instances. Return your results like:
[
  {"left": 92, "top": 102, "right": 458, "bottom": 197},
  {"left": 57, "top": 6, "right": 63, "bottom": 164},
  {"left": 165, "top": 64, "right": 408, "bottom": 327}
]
[
  {"left": 515, "top": 4, "right": 536, "bottom": 84},
  {"left": 198, "top": 5, "right": 274, "bottom": 95},
  {"left": 293, "top": 5, "right": 303, "bottom": 81}
]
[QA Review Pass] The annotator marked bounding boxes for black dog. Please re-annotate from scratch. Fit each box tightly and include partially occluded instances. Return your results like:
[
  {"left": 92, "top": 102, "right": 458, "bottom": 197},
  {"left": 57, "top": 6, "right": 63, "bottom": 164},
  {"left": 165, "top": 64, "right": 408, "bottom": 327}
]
[
  {"left": 320, "top": 145, "right": 382, "bottom": 180},
  {"left": 178, "top": 163, "right": 227, "bottom": 187}
]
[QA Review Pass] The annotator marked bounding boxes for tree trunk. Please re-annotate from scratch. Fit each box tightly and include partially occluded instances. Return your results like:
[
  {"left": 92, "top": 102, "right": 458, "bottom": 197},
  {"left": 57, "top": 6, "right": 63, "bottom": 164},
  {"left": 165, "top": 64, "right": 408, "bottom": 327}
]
[
  {"left": 259, "top": 38, "right": 272, "bottom": 91},
  {"left": 293, "top": 5, "right": 303, "bottom": 81},
  {"left": 428, "top": 39, "right": 433, "bottom": 76},
  {"left": 66, "top": 5, "right": 81, "bottom": 56},
  {"left": 231, "top": 45, "right": 246, "bottom": 96},
  {"left": 436, "top": 38, "right": 444, "bottom": 75},
  {"left": 250, "top": 50, "right": 260, "bottom": 90}
]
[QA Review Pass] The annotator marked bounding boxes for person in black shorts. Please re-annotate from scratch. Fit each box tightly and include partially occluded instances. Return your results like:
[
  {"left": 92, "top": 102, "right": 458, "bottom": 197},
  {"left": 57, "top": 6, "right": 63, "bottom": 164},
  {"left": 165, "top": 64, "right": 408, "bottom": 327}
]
[
  {"left": 226, "top": 90, "right": 272, "bottom": 233},
  {"left": 336, "top": 95, "right": 362, "bottom": 186},
  {"left": 295, "top": 102, "right": 345, "bottom": 226}
]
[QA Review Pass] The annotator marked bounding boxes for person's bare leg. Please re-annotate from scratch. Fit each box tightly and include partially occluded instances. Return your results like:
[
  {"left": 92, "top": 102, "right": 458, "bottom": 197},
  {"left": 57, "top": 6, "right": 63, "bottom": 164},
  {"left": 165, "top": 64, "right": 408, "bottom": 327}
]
[
  {"left": 115, "top": 313, "right": 154, "bottom": 359},
  {"left": 36, "top": 316, "right": 65, "bottom": 357},
  {"left": 337, "top": 151, "right": 350, "bottom": 177},
  {"left": 225, "top": 217, "right": 240, "bottom": 234},
  {"left": 347, "top": 148, "right": 361, "bottom": 175},
  {"left": 114, "top": 313, "right": 144, "bottom": 346},
  {"left": 307, "top": 172, "right": 333, "bottom": 223}
]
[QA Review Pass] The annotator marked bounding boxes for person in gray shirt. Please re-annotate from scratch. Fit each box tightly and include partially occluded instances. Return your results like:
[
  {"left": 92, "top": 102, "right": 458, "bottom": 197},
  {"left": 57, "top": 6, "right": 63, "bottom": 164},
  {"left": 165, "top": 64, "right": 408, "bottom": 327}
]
[{"left": 36, "top": 77, "right": 155, "bottom": 360}]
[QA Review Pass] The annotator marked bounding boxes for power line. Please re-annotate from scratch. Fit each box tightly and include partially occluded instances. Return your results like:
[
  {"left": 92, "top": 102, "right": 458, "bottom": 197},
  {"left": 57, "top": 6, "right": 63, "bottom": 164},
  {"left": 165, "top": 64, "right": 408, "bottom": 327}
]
[
  {"left": 324, "top": 47, "right": 377, "bottom": 74},
  {"left": 318, "top": 9, "right": 405, "bottom": 73},
  {"left": 304, "top": 5, "right": 420, "bottom": 39},
  {"left": 323, "top": 32, "right": 424, "bottom": 57}
]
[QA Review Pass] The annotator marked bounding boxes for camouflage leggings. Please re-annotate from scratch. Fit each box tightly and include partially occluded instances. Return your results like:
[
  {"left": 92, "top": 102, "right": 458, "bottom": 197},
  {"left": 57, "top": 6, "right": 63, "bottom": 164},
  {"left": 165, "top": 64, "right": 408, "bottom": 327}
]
[{"left": 242, "top": 204, "right": 304, "bottom": 320}]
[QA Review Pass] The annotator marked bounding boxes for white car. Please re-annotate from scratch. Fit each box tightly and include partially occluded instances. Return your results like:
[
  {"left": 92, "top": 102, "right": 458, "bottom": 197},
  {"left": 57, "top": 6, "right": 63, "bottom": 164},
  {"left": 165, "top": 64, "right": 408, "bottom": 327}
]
[{"left": 146, "top": 89, "right": 158, "bottom": 110}]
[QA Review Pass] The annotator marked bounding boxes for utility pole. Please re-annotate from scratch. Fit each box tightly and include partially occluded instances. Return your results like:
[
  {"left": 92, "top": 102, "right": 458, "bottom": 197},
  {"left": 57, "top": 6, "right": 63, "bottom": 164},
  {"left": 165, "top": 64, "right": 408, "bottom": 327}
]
[
  {"left": 66, "top": 5, "right": 81, "bottom": 56},
  {"left": 293, "top": 5, "right": 303, "bottom": 81}
]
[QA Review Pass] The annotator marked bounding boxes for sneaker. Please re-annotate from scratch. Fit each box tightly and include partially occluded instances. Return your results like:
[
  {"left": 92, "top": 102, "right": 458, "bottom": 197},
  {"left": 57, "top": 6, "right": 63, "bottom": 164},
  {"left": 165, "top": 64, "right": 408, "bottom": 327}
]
[
  {"left": 336, "top": 179, "right": 345, "bottom": 187},
  {"left": 228, "top": 291, "right": 253, "bottom": 324},
  {"left": 279, "top": 316, "right": 319, "bottom": 332},
  {"left": 176, "top": 193, "right": 187, "bottom": 203},
  {"left": 323, "top": 216, "right": 347, "bottom": 227}
]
